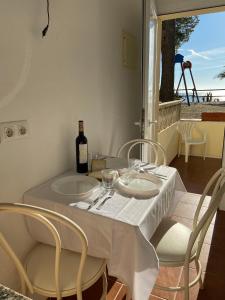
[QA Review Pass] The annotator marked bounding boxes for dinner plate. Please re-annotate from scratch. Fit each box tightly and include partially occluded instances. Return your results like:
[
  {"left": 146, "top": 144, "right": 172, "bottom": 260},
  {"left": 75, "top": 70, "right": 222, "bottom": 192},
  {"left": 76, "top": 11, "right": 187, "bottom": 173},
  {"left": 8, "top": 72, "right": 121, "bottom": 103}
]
[
  {"left": 117, "top": 172, "right": 162, "bottom": 198},
  {"left": 51, "top": 175, "right": 100, "bottom": 196}
]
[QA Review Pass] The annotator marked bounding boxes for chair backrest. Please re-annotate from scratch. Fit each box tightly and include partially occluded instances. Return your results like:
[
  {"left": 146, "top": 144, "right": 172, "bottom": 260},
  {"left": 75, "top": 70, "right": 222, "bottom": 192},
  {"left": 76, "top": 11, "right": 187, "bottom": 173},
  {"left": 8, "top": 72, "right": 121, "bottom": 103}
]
[
  {"left": 0, "top": 203, "right": 88, "bottom": 299},
  {"left": 177, "top": 122, "right": 195, "bottom": 140},
  {"left": 177, "top": 121, "right": 206, "bottom": 142},
  {"left": 186, "top": 168, "right": 225, "bottom": 265},
  {"left": 116, "top": 139, "right": 167, "bottom": 166}
]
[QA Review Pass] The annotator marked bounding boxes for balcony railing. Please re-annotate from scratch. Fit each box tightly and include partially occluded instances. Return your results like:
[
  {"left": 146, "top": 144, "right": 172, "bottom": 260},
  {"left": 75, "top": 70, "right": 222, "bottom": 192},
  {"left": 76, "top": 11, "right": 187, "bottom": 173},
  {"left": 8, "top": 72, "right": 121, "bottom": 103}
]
[{"left": 158, "top": 100, "right": 181, "bottom": 132}]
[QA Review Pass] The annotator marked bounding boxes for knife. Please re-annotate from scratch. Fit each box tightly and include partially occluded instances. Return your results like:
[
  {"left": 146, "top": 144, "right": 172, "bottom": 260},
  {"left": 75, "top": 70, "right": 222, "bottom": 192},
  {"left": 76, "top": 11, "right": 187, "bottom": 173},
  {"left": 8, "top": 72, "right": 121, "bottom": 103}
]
[
  {"left": 96, "top": 190, "right": 115, "bottom": 210},
  {"left": 87, "top": 189, "right": 108, "bottom": 210}
]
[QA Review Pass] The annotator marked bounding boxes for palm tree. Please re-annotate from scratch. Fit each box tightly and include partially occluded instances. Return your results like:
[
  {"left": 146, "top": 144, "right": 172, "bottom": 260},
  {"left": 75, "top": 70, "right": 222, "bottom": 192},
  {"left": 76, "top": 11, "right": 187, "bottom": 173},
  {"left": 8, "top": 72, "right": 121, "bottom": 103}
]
[{"left": 217, "top": 69, "right": 225, "bottom": 79}]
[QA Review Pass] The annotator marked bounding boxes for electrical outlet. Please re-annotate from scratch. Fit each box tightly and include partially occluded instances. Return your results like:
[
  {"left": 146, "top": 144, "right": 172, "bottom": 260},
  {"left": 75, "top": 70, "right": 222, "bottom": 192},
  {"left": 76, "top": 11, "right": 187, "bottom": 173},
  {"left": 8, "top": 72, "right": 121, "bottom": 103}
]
[
  {"left": 3, "top": 125, "right": 16, "bottom": 141},
  {"left": 0, "top": 120, "right": 29, "bottom": 142},
  {"left": 16, "top": 121, "right": 29, "bottom": 137}
]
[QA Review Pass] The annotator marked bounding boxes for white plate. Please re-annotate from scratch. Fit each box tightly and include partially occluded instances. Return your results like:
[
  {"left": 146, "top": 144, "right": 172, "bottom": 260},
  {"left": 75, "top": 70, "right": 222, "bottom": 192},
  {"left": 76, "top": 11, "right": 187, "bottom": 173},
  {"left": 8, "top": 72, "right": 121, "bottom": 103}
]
[
  {"left": 51, "top": 175, "right": 100, "bottom": 196},
  {"left": 117, "top": 173, "right": 162, "bottom": 198}
]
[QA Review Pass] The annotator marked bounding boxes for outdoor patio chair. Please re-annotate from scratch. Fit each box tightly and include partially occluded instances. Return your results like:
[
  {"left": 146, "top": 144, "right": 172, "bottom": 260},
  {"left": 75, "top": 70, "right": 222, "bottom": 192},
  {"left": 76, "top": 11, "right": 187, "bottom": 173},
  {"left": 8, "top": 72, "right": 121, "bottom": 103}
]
[
  {"left": 0, "top": 203, "right": 107, "bottom": 300},
  {"left": 116, "top": 138, "right": 167, "bottom": 166},
  {"left": 150, "top": 167, "right": 225, "bottom": 300},
  {"left": 177, "top": 121, "right": 207, "bottom": 163}
]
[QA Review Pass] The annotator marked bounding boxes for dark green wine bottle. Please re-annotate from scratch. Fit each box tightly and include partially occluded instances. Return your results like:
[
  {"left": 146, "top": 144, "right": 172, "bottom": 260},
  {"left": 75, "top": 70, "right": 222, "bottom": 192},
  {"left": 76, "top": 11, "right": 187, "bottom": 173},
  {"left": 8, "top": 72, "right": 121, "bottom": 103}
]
[{"left": 76, "top": 120, "right": 88, "bottom": 173}]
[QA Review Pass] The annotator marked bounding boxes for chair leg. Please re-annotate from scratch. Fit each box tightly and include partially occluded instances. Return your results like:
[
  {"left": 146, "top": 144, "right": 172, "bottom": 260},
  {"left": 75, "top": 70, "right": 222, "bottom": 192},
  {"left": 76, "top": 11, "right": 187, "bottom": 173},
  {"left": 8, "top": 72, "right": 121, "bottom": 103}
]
[
  {"left": 194, "top": 258, "right": 204, "bottom": 289},
  {"left": 185, "top": 144, "right": 190, "bottom": 163},
  {"left": 203, "top": 143, "right": 206, "bottom": 160},
  {"left": 100, "top": 271, "right": 108, "bottom": 300},
  {"left": 178, "top": 141, "right": 182, "bottom": 157},
  {"left": 184, "top": 266, "right": 190, "bottom": 300},
  {"left": 21, "top": 279, "right": 26, "bottom": 296}
]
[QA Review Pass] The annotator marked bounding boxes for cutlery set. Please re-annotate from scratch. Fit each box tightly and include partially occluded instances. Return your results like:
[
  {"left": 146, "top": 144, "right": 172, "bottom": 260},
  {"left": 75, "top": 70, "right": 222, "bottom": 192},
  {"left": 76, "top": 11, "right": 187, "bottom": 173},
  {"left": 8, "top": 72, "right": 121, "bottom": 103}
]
[
  {"left": 96, "top": 190, "right": 114, "bottom": 210},
  {"left": 72, "top": 164, "right": 167, "bottom": 211},
  {"left": 139, "top": 165, "right": 168, "bottom": 180},
  {"left": 71, "top": 189, "right": 115, "bottom": 211},
  {"left": 86, "top": 189, "right": 108, "bottom": 210}
]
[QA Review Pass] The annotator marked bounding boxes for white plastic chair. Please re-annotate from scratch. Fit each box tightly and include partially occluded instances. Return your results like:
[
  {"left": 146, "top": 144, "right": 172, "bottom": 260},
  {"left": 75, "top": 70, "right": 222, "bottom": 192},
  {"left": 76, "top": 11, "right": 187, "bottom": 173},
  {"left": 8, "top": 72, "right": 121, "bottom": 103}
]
[
  {"left": 150, "top": 167, "right": 225, "bottom": 300},
  {"left": 0, "top": 203, "right": 107, "bottom": 300},
  {"left": 177, "top": 122, "right": 207, "bottom": 163},
  {"left": 116, "top": 139, "right": 167, "bottom": 166}
]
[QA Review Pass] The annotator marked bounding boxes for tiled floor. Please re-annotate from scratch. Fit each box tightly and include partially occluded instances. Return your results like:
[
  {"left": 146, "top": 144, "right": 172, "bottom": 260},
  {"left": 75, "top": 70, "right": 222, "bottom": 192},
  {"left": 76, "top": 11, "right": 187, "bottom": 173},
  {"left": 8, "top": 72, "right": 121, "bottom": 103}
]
[
  {"left": 170, "top": 155, "right": 225, "bottom": 300},
  {"left": 62, "top": 155, "right": 224, "bottom": 300},
  {"left": 170, "top": 156, "right": 222, "bottom": 195},
  {"left": 150, "top": 192, "right": 213, "bottom": 300}
]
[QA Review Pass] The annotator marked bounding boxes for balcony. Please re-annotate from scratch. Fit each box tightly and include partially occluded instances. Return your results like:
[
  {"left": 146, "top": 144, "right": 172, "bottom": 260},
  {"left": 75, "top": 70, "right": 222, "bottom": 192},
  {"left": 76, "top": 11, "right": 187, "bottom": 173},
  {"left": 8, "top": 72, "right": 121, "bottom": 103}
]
[{"left": 158, "top": 100, "right": 225, "bottom": 165}]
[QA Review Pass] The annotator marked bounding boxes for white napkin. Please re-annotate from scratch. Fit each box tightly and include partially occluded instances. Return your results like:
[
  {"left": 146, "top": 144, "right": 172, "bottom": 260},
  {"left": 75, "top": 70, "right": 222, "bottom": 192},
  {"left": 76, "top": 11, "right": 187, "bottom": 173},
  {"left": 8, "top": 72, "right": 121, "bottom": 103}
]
[{"left": 69, "top": 201, "right": 90, "bottom": 210}]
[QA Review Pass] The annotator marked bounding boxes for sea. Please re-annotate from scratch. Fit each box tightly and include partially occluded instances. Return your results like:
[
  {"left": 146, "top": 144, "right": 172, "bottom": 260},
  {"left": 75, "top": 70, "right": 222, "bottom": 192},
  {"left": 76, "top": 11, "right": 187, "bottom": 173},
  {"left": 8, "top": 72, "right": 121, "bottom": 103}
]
[{"left": 179, "top": 93, "right": 225, "bottom": 105}]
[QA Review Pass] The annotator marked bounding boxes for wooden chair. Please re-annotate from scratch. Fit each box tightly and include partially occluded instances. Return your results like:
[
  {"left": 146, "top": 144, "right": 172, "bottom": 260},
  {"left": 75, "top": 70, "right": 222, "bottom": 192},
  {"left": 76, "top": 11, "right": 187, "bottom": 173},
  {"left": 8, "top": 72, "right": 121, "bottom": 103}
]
[
  {"left": 177, "top": 121, "right": 207, "bottom": 163},
  {"left": 116, "top": 138, "right": 167, "bottom": 166},
  {"left": 0, "top": 203, "right": 107, "bottom": 300},
  {"left": 150, "top": 167, "right": 225, "bottom": 300}
]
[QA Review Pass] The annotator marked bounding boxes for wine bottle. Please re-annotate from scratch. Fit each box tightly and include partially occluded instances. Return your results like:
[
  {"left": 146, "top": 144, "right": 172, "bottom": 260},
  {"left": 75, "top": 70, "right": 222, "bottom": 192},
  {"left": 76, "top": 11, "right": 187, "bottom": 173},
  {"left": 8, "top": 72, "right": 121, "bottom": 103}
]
[{"left": 76, "top": 120, "right": 88, "bottom": 173}]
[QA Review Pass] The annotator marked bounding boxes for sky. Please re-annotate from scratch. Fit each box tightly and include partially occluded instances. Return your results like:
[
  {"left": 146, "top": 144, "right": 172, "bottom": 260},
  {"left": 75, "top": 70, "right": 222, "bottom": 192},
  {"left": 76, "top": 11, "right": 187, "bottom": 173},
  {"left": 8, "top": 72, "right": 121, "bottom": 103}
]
[{"left": 174, "top": 11, "right": 225, "bottom": 99}]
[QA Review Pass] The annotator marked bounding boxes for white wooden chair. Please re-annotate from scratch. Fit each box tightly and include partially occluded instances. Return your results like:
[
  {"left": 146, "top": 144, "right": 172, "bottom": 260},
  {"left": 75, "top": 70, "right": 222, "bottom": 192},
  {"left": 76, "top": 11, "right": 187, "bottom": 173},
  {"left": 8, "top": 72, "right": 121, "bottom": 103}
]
[
  {"left": 116, "top": 138, "right": 167, "bottom": 166},
  {"left": 150, "top": 167, "right": 225, "bottom": 300},
  {"left": 177, "top": 122, "right": 207, "bottom": 163},
  {"left": 0, "top": 203, "right": 107, "bottom": 300}
]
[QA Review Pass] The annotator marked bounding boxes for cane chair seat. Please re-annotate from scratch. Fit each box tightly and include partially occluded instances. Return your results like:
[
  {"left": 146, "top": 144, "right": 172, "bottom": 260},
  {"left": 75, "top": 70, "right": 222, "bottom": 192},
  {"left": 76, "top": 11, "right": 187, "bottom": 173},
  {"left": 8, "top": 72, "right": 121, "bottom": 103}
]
[
  {"left": 25, "top": 243, "right": 106, "bottom": 296},
  {"left": 0, "top": 203, "right": 107, "bottom": 300},
  {"left": 151, "top": 219, "right": 197, "bottom": 265}
]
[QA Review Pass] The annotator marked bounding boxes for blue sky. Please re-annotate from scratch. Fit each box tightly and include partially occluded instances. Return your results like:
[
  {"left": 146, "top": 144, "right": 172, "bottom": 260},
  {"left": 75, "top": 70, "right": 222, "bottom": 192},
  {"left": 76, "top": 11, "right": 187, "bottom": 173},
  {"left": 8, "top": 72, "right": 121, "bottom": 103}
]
[{"left": 174, "top": 11, "right": 225, "bottom": 98}]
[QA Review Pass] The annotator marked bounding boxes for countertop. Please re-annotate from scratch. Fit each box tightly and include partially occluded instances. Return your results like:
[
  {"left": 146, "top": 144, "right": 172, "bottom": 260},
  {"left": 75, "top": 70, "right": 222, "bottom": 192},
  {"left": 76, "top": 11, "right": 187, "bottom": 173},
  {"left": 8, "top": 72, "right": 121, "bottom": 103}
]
[{"left": 0, "top": 284, "right": 31, "bottom": 299}]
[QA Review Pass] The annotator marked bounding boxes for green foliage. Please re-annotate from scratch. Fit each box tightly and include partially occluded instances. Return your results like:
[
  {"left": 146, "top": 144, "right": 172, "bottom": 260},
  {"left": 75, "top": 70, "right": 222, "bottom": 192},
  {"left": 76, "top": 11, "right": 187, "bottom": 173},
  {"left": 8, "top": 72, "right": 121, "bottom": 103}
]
[
  {"left": 217, "top": 70, "right": 225, "bottom": 79},
  {"left": 175, "top": 16, "right": 199, "bottom": 50}
]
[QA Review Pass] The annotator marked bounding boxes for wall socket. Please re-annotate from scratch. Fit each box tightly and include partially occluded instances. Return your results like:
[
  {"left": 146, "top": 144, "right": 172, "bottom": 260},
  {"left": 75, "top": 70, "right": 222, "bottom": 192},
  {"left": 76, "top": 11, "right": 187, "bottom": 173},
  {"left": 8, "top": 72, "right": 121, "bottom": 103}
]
[{"left": 0, "top": 120, "right": 29, "bottom": 143}]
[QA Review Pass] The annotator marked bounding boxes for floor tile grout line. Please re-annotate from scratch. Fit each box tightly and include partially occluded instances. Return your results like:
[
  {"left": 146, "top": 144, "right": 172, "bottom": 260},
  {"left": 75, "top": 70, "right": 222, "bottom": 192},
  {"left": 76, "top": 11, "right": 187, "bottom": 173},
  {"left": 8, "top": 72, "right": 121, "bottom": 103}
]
[
  {"left": 113, "top": 283, "right": 125, "bottom": 300},
  {"left": 152, "top": 295, "right": 168, "bottom": 300}
]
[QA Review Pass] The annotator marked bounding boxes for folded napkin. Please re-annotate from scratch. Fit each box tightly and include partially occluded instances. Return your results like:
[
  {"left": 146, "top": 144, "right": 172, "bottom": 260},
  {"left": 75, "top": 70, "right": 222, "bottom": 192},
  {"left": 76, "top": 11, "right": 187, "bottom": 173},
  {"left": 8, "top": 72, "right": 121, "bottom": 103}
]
[{"left": 69, "top": 201, "right": 90, "bottom": 210}]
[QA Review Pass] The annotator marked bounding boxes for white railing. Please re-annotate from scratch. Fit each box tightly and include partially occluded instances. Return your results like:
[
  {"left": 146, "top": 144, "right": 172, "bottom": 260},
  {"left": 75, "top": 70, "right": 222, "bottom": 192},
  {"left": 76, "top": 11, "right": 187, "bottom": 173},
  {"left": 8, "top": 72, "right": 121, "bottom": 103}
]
[{"left": 158, "top": 100, "right": 182, "bottom": 132}]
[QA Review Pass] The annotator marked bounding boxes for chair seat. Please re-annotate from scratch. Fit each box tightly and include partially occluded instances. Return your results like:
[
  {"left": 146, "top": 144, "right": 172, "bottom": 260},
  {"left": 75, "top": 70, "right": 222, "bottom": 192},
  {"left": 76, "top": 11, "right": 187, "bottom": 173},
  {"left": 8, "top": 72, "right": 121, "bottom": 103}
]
[
  {"left": 25, "top": 243, "right": 106, "bottom": 295},
  {"left": 184, "top": 138, "right": 206, "bottom": 145},
  {"left": 151, "top": 218, "right": 197, "bottom": 264}
]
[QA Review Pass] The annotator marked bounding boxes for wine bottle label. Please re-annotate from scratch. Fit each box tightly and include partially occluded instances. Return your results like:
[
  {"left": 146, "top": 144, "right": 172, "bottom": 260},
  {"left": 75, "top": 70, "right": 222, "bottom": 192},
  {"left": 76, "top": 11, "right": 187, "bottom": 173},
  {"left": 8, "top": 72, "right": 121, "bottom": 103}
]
[{"left": 79, "top": 144, "right": 88, "bottom": 163}]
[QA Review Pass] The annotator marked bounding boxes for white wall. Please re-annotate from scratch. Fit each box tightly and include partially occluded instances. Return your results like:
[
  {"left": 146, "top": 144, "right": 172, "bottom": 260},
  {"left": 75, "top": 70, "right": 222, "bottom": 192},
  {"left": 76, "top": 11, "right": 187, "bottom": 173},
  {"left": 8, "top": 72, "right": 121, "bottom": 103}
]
[
  {"left": 158, "top": 122, "right": 179, "bottom": 164},
  {"left": 0, "top": 0, "right": 142, "bottom": 288}
]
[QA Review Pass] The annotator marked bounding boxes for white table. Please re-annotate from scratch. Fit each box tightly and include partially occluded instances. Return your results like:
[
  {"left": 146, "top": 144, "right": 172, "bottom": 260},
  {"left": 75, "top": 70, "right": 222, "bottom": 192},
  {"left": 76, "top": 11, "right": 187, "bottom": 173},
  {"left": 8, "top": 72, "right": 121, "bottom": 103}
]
[{"left": 23, "top": 165, "right": 186, "bottom": 300}]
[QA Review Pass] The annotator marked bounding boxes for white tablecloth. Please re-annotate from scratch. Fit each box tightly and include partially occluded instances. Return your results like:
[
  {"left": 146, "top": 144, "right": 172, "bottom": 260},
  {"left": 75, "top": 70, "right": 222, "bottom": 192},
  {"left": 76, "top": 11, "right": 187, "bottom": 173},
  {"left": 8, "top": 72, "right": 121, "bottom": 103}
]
[{"left": 23, "top": 165, "right": 186, "bottom": 300}]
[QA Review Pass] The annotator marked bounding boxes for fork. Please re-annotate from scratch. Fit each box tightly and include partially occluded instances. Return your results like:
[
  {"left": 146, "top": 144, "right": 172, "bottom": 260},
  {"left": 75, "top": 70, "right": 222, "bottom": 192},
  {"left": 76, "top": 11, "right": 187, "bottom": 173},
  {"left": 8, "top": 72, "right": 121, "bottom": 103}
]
[
  {"left": 148, "top": 171, "right": 168, "bottom": 179},
  {"left": 87, "top": 189, "right": 108, "bottom": 210},
  {"left": 96, "top": 190, "right": 115, "bottom": 210}
]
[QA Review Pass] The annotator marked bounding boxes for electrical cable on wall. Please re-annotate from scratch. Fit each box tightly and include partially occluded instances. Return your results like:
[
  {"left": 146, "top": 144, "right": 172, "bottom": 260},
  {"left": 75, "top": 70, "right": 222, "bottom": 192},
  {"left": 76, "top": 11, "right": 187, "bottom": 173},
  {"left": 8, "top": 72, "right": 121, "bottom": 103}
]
[{"left": 42, "top": 0, "right": 50, "bottom": 38}]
